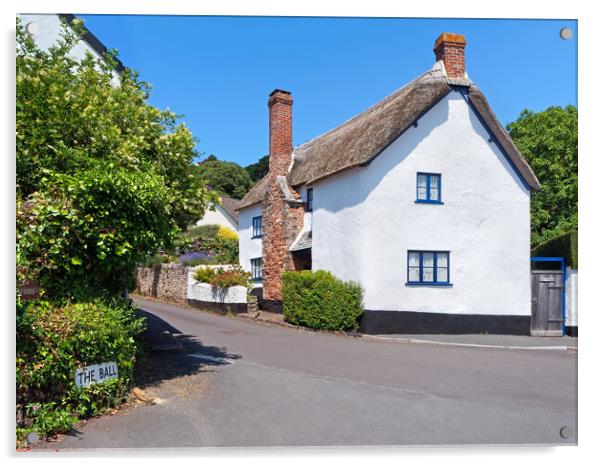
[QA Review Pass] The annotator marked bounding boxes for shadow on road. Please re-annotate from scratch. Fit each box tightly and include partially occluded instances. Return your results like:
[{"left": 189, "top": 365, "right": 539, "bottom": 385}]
[{"left": 134, "top": 309, "right": 241, "bottom": 389}]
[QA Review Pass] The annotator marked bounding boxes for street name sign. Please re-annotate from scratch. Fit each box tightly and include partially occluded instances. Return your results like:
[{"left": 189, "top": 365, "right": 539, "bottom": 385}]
[{"left": 75, "top": 362, "right": 119, "bottom": 388}]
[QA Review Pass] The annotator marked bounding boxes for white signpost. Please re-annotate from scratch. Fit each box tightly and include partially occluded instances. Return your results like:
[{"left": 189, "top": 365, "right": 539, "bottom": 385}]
[{"left": 75, "top": 362, "right": 119, "bottom": 388}]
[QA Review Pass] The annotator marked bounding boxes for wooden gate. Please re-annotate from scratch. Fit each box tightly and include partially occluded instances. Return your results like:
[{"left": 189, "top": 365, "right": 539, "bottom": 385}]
[{"left": 531, "top": 270, "right": 564, "bottom": 336}]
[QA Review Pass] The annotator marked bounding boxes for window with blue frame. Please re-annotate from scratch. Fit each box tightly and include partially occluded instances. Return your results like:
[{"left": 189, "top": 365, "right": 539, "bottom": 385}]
[
  {"left": 407, "top": 251, "right": 450, "bottom": 285},
  {"left": 251, "top": 258, "right": 263, "bottom": 281},
  {"left": 416, "top": 173, "right": 442, "bottom": 203},
  {"left": 252, "top": 216, "right": 263, "bottom": 238},
  {"left": 307, "top": 188, "right": 313, "bottom": 212}
]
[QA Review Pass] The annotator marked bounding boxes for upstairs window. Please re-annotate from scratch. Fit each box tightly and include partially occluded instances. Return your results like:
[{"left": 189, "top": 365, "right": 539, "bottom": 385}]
[
  {"left": 252, "top": 216, "right": 263, "bottom": 238},
  {"left": 251, "top": 258, "right": 263, "bottom": 281},
  {"left": 407, "top": 251, "right": 450, "bottom": 285},
  {"left": 416, "top": 173, "right": 442, "bottom": 204},
  {"left": 307, "top": 188, "right": 313, "bottom": 212}
]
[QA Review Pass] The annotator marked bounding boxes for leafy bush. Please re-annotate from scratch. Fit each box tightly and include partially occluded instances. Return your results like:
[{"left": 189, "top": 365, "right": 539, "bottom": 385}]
[
  {"left": 193, "top": 266, "right": 252, "bottom": 290},
  {"left": 531, "top": 229, "right": 578, "bottom": 269},
  {"left": 282, "top": 270, "right": 364, "bottom": 331},
  {"left": 16, "top": 18, "right": 214, "bottom": 299},
  {"left": 193, "top": 266, "right": 217, "bottom": 284},
  {"left": 174, "top": 223, "right": 238, "bottom": 265},
  {"left": 217, "top": 226, "right": 238, "bottom": 242},
  {"left": 16, "top": 298, "right": 145, "bottom": 441}
]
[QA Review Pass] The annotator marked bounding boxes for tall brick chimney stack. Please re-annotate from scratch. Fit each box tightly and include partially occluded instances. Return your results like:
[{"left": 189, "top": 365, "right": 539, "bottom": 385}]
[
  {"left": 268, "top": 89, "right": 293, "bottom": 176},
  {"left": 433, "top": 33, "right": 467, "bottom": 79},
  {"left": 262, "top": 88, "right": 304, "bottom": 310}
]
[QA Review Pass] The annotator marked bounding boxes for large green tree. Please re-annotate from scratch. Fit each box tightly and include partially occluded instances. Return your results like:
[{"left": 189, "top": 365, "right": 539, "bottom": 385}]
[
  {"left": 245, "top": 154, "right": 269, "bottom": 182},
  {"left": 16, "top": 18, "right": 213, "bottom": 298},
  {"left": 194, "top": 156, "right": 254, "bottom": 199},
  {"left": 507, "top": 105, "right": 577, "bottom": 247}
]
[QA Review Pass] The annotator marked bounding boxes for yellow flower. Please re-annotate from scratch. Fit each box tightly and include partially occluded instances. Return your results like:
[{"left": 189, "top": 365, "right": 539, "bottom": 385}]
[{"left": 217, "top": 225, "right": 238, "bottom": 241}]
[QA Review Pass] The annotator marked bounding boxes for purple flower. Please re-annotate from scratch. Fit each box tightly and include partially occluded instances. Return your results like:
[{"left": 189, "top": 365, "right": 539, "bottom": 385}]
[{"left": 179, "top": 251, "right": 212, "bottom": 265}]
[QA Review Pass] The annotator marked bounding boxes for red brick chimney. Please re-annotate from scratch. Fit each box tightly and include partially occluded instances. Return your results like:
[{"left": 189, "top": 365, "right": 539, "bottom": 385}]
[
  {"left": 262, "top": 89, "right": 304, "bottom": 310},
  {"left": 433, "top": 33, "right": 467, "bottom": 79},
  {"left": 268, "top": 89, "right": 293, "bottom": 176}
]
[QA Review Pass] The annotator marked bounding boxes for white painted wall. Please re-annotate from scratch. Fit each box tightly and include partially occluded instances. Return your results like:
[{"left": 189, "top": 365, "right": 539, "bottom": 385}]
[
  {"left": 238, "top": 203, "right": 263, "bottom": 286},
  {"left": 196, "top": 203, "right": 238, "bottom": 231},
  {"left": 565, "top": 267, "right": 578, "bottom": 327},
  {"left": 187, "top": 266, "right": 248, "bottom": 303},
  {"left": 311, "top": 91, "right": 532, "bottom": 316},
  {"left": 298, "top": 185, "right": 313, "bottom": 232},
  {"left": 18, "top": 14, "right": 120, "bottom": 82},
  {"left": 188, "top": 280, "right": 247, "bottom": 304}
]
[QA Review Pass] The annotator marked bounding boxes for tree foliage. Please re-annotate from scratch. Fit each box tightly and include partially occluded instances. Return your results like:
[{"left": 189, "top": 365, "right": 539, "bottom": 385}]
[
  {"left": 245, "top": 154, "right": 269, "bottom": 182},
  {"left": 507, "top": 105, "right": 578, "bottom": 246},
  {"left": 16, "top": 18, "right": 213, "bottom": 298},
  {"left": 193, "top": 156, "right": 254, "bottom": 199}
]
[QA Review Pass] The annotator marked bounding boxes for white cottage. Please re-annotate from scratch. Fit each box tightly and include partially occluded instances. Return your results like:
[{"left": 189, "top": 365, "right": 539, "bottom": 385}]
[
  {"left": 196, "top": 196, "right": 240, "bottom": 232},
  {"left": 237, "top": 33, "right": 541, "bottom": 335}
]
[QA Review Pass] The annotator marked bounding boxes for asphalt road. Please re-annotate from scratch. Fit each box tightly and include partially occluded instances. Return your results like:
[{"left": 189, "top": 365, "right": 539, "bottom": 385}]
[{"left": 35, "top": 297, "right": 577, "bottom": 450}]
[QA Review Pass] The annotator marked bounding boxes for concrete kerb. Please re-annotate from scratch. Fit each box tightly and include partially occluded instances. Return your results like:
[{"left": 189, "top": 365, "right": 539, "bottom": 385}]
[{"left": 361, "top": 334, "right": 577, "bottom": 351}]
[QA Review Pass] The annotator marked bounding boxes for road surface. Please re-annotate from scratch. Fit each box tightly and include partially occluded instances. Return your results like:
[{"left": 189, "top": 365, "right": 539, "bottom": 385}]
[{"left": 34, "top": 297, "right": 577, "bottom": 449}]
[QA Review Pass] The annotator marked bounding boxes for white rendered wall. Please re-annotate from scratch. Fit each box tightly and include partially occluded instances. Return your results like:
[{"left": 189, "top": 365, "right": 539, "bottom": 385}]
[
  {"left": 311, "top": 91, "right": 531, "bottom": 316},
  {"left": 565, "top": 267, "right": 578, "bottom": 327},
  {"left": 187, "top": 269, "right": 247, "bottom": 304},
  {"left": 196, "top": 203, "right": 238, "bottom": 231},
  {"left": 238, "top": 204, "right": 263, "bottom": 285},
  {"left": 18, "top": 14, "right": 120, "bottom": 82},
  {"left": 298, "top": 185, "right": 313, "bottom": 232}
]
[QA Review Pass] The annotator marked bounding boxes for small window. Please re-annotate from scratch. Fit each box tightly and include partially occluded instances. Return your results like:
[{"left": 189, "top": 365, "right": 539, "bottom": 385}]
[
  {"left": 251, "top": 258, "right": 263, "bottom": 281},
  {"left": 416, "top": 173, "right": 442, "bottom": 203},
  {"left": 407, "top": 251, "right": 450, "bottom": 285},
  {"left": 252, "top": 216, "right": 263, "bottom": 238},
  {"left": 307, "top": 188, "right": 313, "bottom": 212}
]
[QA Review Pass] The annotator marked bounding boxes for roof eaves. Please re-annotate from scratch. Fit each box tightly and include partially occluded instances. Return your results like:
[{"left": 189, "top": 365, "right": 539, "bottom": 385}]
[{"left": 59, "top": 14, "right": 126, "bottom": 73}]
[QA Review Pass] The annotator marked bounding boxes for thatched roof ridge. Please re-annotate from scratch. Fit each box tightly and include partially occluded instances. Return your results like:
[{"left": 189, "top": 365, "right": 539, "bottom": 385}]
[
  {"left": 237, "top": 65, "right": 540, "bottom": 211},
  {"left": 286, "top": 68, "right": 453, "bottom": 187}
]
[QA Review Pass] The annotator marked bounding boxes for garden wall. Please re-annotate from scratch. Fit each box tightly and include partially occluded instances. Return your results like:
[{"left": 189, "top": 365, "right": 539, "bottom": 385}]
[
  {"left": 187, "top": 271, "right": 248, "bottom": 313},
  {"left": 135, "top": 264, "right": 188, "bottom": 304},
  {"left": 135, "top": 264, "right": 249, "bottom": 313}
]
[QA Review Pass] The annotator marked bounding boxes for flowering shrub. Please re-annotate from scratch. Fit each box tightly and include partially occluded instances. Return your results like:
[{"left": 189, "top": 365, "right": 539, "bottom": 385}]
[
  {"left": 174, "top": 224, "right": 238, "bottom": 265},
  {"left": 193, "top": 266, "right": 252, "bottom": 290},
  {"left": 216, "top": 226, "right": 238, "bottom": 242},
  {"left": 178, "top": 251, "right": 213, "bottom": 266}
]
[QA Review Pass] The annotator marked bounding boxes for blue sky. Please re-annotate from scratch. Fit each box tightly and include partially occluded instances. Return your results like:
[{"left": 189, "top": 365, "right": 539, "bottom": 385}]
[{"left": 79, "top": 15, "right": 577, "bottom": 167}]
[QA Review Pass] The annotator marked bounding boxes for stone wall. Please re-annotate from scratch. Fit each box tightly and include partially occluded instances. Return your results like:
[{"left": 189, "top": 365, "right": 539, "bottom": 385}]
[{"left": 135, "top": 264, "right": 188, "bottom": 304}]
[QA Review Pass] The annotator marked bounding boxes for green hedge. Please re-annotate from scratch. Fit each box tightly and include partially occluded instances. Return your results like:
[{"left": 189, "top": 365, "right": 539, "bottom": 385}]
[
  {"left": 282, "top": 270, "right": 364, "bottom": 331},
  {"left": 16, "top": 298, "right": 145, "bottom": 441},
  {"left": 531, "top": 230, "right": 578, "bottom": 269}
]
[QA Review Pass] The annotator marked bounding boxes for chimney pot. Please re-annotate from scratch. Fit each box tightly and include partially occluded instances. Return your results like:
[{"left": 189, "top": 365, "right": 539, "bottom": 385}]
[{"left": 433, "top": 32, "right": 467, "bottom": 79}]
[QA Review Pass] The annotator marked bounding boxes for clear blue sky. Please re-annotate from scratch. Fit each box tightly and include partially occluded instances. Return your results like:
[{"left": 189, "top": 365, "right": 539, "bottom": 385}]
[{"left": 79, "top": 15, "right": 577, "bottom": 167}]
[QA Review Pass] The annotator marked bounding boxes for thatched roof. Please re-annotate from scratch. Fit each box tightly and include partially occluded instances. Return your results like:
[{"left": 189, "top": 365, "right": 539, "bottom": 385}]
[
  {"left": 219, "top": 196, "right": 240, "bottom": 225},
  {"left": 237, "top": 64, "right": 540, "bottom": 210},
  {"left": 237, "top": 175, "right": 269, "bottom": 210},
  {"left": 287, "top": 68, "right": 452, "bottom": 187}
]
